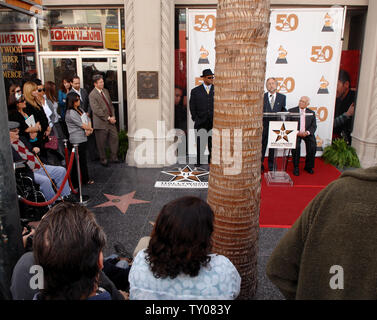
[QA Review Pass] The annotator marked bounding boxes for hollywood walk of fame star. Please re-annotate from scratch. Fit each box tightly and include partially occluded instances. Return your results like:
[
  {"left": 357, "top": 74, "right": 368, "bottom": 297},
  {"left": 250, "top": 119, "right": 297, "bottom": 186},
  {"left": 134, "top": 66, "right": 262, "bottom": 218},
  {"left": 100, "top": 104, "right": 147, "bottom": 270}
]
[
  {"left": 273, "top": 123, "right": 294, "bottom": 142},
  {"left": 94, "top": 191, "right": 149, "bottom": 214},
  {"left": 162, "top": 165, "right": 209, "bottom": 183}
]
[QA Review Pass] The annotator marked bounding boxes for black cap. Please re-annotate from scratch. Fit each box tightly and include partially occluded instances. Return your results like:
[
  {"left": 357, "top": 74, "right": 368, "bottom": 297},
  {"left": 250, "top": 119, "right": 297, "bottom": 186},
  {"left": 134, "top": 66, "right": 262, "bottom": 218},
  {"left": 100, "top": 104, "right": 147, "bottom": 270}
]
[
  {"left": 201, "top": 69, "right": 214, "bottom": 77},
  {"left": 8, "top": 121, "right": 20, "bottom": 130}
]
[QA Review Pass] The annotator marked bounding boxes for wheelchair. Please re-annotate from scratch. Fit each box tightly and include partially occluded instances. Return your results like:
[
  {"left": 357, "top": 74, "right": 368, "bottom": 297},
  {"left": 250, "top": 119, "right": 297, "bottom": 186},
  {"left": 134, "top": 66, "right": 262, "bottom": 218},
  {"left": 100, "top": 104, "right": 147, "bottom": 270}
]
[{"left": 14, "top": 161, "right": 49, "bottom": 222}]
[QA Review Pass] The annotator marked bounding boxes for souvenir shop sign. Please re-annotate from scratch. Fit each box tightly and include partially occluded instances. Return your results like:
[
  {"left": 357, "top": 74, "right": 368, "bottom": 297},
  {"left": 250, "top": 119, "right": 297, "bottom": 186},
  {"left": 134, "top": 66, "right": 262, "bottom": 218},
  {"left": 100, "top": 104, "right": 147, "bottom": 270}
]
[{"left": 0, "top": 32, "right": 35, "bottom": 46}]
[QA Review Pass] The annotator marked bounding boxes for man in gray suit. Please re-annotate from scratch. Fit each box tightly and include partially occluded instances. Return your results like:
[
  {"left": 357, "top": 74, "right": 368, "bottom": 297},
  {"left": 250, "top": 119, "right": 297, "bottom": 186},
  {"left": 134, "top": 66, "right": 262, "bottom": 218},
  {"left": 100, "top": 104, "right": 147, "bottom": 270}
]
[{"left": 89, "top": 74, "right": 119, "bottom": 167}]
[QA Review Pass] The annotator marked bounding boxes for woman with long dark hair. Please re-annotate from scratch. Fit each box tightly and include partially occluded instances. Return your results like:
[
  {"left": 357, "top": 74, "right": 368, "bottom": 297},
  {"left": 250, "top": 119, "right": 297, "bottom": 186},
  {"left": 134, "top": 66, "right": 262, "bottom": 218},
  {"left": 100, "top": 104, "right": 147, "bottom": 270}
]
[
  {"left": 65, "top": 92, "right": 94, "bottom": 186},
  {"left": 58, "top": 77, "right": 71, "bottom": 120},
  {"left": 129, "top": 196, "right": 241, "bottom": 300}
]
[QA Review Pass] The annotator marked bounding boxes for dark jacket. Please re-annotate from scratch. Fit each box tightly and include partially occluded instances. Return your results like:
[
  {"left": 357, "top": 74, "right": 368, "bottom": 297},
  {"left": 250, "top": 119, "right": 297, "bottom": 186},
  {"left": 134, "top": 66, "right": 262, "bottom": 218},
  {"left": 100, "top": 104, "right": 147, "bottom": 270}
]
[
  {"left": 10, "top": 252, "right": 125, "bottom": 300},
  {"left": 333, "top": 90, "right": 355, "bottom": 143},
  {"left": 189, "top": 84, "right": 214, "bottom": 130},
  {"left": 263, "top": 92, "right": 287, "bottom": 113},
  {"left": 267, "top": 166, "right": 377, "bottom": 299},
  {"left": 288, "top": 106, "right": 317, "bottom": 136},
  {"left": 69, "top": 88, "right": 91, "bottom": 114}
]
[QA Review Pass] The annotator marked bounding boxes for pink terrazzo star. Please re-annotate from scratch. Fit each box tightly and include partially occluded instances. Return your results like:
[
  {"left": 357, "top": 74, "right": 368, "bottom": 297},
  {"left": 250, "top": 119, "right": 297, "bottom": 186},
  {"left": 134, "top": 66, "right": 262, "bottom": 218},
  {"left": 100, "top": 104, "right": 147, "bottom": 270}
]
[{"left": 94, "top": 191, "right": 149, "bottom": 214}]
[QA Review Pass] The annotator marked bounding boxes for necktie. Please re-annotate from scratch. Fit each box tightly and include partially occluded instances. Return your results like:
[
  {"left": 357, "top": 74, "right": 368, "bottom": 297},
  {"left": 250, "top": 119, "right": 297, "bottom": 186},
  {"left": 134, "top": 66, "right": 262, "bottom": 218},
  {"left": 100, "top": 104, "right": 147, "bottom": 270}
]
[
  {"left": 101, "top": 91, "right": 112, "bottom": 117},
  {"left": 12, "top": 140, "right": 41, "bottom": 171},
  {"left": 270, "top": 94, "right": 275, "bottom": 109},
  {"left": 300, "top": 109, "right": 306, "bottom": 132},
  {"left": 206, "top": 86, "right": 210, "bottom": 94}
]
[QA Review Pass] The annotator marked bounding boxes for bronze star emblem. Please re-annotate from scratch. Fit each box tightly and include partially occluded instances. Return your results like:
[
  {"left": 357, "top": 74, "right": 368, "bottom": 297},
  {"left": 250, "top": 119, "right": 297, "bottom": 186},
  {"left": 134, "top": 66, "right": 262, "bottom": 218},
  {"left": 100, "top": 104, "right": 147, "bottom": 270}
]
[
  {"left": 162, "top": 165, "right": 209, "bottom": 182},
  {"left": 94, "top": 191, "right": 149, "bottom": 214},
  {"left": 273, "top": 123, "right": 293, "bottom": 142}
]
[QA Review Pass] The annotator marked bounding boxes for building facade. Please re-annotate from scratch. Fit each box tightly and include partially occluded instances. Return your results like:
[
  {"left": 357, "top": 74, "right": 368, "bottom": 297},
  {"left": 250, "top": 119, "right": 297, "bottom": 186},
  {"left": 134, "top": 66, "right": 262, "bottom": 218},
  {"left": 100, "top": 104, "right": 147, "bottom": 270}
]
[{"left": 1, "top": 0, "right": 376, "bottom": 168}]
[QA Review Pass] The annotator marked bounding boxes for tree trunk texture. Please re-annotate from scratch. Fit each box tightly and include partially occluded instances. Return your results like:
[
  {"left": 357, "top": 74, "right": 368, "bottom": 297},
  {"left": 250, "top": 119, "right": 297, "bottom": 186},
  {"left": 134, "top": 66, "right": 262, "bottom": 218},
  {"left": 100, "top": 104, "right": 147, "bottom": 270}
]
[{"left": 207, "top": 0, "right": 270, "bottom": 299}]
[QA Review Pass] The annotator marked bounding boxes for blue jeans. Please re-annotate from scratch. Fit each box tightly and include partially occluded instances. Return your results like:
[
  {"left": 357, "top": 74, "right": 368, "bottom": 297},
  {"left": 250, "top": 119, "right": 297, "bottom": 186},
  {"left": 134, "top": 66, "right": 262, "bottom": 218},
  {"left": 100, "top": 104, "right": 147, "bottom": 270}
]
[{"left": 33, "top": 165, "right": 70, "bottom": 201}]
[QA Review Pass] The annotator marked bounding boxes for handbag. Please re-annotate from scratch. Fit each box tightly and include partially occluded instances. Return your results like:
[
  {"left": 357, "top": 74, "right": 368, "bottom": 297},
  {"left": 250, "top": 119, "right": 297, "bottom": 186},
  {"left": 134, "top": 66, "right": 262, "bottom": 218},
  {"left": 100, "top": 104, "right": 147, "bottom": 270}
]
[{"left": 44, "top": 135, "right": 58, "bottom": 150}]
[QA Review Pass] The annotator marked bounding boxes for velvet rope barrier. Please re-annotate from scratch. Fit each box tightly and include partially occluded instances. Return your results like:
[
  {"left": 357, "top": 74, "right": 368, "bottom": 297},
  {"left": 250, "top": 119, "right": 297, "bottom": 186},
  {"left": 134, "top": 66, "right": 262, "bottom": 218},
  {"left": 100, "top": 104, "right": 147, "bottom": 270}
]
[
  {"left": 64, "top": 144, "right": 78, "bottom": 195},
  {"left": 19, "top": 148, "right": 76, "bottom": 207}
]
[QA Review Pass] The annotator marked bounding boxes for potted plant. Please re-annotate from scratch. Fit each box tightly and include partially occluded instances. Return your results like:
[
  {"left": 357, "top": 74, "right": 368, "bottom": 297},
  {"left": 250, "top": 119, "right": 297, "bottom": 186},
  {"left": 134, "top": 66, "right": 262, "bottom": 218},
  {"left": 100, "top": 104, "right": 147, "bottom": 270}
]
[{"left": 322, "top": 138, "right": 360, "bottom": 169}]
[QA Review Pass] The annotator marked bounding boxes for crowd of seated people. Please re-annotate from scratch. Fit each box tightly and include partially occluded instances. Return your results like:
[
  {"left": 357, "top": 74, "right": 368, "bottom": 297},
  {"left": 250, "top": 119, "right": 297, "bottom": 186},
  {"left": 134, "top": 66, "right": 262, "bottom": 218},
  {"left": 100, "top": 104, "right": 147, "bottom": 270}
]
[{"left": 9, "top": 197, "right": 241, "bottom": 300}]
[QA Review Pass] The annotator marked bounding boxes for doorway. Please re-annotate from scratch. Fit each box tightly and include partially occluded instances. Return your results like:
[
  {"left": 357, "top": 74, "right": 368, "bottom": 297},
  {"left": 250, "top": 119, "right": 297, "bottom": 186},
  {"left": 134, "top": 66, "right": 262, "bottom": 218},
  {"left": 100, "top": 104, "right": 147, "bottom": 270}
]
[{"left": 39, "top": 51, "right": 125, "bottom": 130}]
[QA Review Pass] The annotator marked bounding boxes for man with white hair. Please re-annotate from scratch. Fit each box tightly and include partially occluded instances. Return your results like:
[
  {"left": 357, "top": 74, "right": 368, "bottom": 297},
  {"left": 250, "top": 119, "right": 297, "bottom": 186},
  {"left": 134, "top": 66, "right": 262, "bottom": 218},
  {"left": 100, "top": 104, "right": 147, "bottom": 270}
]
[{"left": 289, "top": 96, "right": 317, "bottom": 176}]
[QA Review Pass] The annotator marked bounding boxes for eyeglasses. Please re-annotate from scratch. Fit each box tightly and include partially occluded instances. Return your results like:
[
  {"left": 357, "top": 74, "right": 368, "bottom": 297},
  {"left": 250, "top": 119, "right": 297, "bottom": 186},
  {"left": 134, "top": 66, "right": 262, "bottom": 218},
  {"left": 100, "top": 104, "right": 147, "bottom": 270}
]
[
  {"left": 206, "top": 76, "right": 214, "bottom": 79},
  {"left": 37, "top": 88, "right": 45, "bottom": 92}
]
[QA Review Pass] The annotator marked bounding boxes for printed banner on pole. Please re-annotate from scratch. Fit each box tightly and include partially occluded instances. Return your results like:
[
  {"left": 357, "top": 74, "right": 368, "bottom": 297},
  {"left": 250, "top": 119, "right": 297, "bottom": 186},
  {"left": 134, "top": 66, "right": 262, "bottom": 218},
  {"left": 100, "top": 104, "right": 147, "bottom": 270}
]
[
  {"left": 187, "top": 9, "right": 216, "bottom": 156},
  {"left": 187, "top": 7, "right": 344, "bottom": 157}
]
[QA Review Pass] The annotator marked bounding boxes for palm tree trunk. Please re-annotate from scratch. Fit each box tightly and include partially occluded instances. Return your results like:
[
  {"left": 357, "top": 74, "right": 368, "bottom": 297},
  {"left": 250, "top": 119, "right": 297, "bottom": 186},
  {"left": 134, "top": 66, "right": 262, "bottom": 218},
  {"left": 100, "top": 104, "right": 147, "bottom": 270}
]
[{"left": 207, "top": 0, "right": 270, "bottom": 299}]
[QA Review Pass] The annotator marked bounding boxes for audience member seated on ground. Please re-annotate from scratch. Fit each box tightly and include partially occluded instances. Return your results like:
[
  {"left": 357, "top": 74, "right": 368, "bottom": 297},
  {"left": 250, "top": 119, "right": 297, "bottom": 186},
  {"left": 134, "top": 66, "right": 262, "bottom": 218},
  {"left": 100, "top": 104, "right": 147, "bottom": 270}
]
[
  {"left": 128, "top": 196, "right": 241, "bottom": 300},
  {"left": 9, "top": 121, "right": 72, "bottom": 202},
  {"left": 10, "top": 206, "right": 124, "bottom": 300},
  {"left": 102, "top": 241, "right": 133, "bottom": 293},
  {"left": 266, "top": 166, "right": 377, "bottom": 299},
  {"left": 32, "top": 202, "right": 127, "bottom": 300}
]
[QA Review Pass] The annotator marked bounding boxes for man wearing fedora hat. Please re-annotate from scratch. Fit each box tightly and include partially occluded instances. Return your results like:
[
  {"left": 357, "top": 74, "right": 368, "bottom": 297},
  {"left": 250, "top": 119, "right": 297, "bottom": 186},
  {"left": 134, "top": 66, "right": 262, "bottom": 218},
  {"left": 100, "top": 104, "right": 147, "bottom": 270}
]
[{"left": 189, "top": 68, "right": 215, "bottom": 167}]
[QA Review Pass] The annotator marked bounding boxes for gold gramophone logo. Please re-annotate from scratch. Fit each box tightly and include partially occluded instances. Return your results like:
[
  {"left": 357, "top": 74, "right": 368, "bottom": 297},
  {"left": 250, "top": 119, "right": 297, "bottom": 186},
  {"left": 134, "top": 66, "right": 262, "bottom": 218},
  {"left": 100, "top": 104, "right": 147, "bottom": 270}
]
[
  {"left": 276, "top": 45, "right": 288, "bottom": 64},
  {"left": 317, "top": 76, "right": 329, "bottom": 94},
  {"left": 322, "top": 13, "right": 334, "bottom": 32},
  {"left": 316, "top": 135, "right": 324, "bottom": 151},
  {"left": 198, "top": 45, "right": 209, "bottom": 64}
]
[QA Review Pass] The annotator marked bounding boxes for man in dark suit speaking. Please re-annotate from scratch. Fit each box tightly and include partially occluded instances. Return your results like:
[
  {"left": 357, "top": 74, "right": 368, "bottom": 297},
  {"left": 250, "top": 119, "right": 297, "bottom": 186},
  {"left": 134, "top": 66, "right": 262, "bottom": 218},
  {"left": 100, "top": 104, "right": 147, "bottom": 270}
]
[
  {"left": 289, "top": 96, "right": 317, "bottom": 176},
  {"left": 262, "top": 77, "right": 286, "bottom": 172},
  {"left": 189, "top": 69, "right": 214, "bottom": 167}
]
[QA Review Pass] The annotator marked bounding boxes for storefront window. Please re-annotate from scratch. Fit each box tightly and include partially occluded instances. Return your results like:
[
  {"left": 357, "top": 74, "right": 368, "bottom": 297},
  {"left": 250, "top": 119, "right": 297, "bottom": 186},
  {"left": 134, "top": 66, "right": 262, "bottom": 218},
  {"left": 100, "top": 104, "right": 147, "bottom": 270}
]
[
  {"left": 0, "top": 10, "right": 37, "bottom": 97},
  {"left": 39, "top": 9, "right": 121, "bottom": 51}
]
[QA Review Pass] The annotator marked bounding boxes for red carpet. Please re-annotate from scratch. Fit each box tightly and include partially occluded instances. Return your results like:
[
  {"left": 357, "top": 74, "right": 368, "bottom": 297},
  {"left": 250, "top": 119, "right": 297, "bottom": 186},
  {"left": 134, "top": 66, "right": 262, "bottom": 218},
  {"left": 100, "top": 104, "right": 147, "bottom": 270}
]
[{"left": 260, "top": 158, "right": 341, "bottom": 228}]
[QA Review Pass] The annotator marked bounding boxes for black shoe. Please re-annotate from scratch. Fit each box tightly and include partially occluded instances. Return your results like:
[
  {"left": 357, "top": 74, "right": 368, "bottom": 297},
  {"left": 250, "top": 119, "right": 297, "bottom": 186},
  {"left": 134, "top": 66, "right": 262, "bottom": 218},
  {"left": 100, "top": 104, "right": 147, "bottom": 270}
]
[
  {"left": 304, "top": 167, "right": 314, "bottom": 174},
  {"left": 63, "top": 193, "right": 90, "bottom": 204},
  {"left": 293, "top": 167, "right": 299, "bottom": 176},
  {"left": 261, "top": 164, "right": 265, "bottom": 173},
  {"left": 114, "top": 241, "right": 133, "bottom": 260}
]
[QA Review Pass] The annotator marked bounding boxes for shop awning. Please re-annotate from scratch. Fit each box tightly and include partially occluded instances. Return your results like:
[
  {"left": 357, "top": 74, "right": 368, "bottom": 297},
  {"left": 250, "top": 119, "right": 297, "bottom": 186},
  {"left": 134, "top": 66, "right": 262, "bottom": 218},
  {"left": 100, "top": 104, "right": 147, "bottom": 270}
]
[{"left": 0, "top": 0, "right": 45, "bottom": 20}]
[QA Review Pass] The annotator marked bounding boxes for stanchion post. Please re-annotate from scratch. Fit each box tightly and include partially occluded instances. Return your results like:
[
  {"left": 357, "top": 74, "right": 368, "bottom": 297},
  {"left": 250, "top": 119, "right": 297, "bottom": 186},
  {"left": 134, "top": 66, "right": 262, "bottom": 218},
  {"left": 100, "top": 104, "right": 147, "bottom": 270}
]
[{"left": 73, "top": 144, "right": 83, "bottom": 204}]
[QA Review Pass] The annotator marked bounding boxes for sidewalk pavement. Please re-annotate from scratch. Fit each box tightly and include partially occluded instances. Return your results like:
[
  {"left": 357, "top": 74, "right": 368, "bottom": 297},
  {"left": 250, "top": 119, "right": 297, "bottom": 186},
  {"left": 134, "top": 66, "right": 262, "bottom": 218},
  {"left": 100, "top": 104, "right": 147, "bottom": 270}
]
[{"left": 83, "top": 159, "right": 287, "bottom": 300}]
